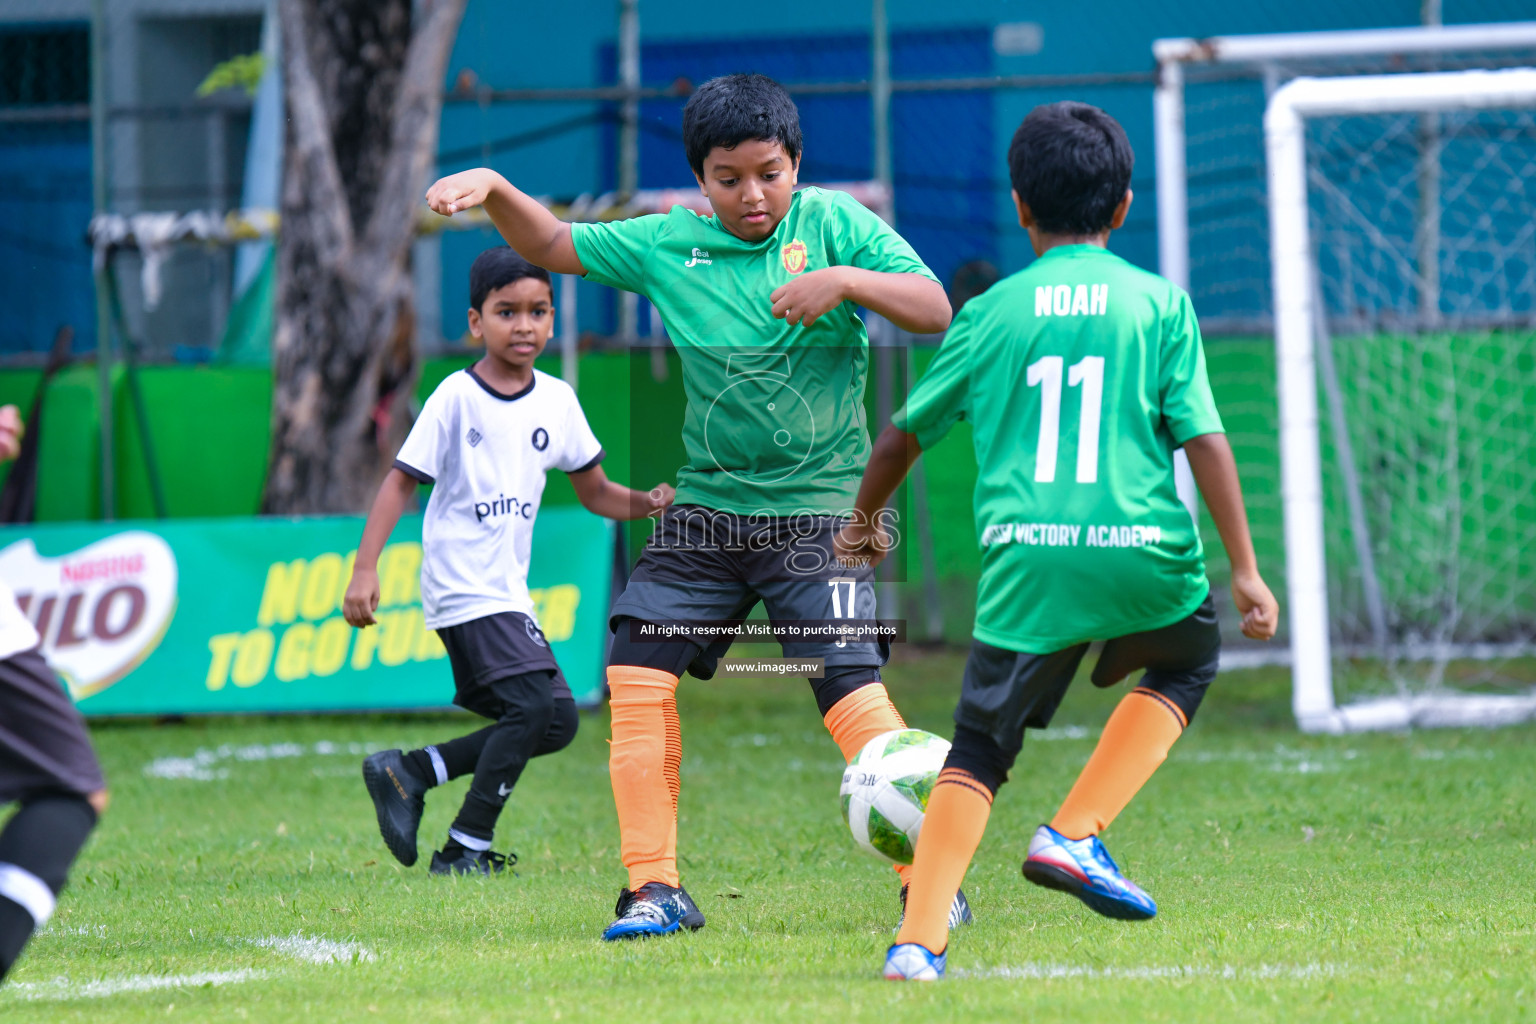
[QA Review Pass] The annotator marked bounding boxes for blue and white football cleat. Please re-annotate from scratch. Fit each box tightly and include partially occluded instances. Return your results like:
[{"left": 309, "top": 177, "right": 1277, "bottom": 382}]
[
  {"left": 884, "top": 942, "right": 947, "bottom": 981},
  {"left": 897, "top": 884, "right": 975, "bottom": 931},
  {"left": 601, "top": 882, "right": 706, "bottom": 941},
  {"left": 1022, "top": 824, "right": 1158, "bottom": 921}
]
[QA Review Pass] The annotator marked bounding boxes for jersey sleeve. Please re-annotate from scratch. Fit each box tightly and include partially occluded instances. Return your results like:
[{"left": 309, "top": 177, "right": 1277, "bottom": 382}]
[
  {"left": 827, "top": 190, "right": 939, "bottom": 282},
  {"left": 555, "top": 385, "right": 605, "bottom": 474},
  {"left": 570, "top": 215, "right": 667, "bottom": 294},
  {"left": 893, "top": 305, "right": 973, "bottom": 450},
  {"left": 1159, "top": 289, "right": 1226, "bottom": 444},
  {"left": 394, "top": 388, "right": 449, "bottom": 484}
]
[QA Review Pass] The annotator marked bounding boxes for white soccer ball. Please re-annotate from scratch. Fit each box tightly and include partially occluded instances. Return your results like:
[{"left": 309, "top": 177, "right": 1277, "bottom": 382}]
[{"left": 840, "top": 728, "right": 951, "bottom": 865}]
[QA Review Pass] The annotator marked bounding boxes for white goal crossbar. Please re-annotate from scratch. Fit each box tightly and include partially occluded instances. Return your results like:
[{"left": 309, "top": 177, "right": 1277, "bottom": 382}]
[
  {"left": 1265, "top": 67, "right": 1536, "bottom": 733},
  {"left": 1154, "top": 22, "right": 1536, "bottom": 292}
]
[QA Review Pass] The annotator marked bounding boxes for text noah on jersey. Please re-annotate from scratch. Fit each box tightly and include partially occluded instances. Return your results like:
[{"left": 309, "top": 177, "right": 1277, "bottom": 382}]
[{"left": 1035, "top": 284, "right": 1109, "bottom": 317}]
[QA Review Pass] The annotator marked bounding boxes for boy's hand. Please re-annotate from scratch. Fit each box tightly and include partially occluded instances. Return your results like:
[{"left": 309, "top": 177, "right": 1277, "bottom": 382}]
[
  {"left": 343, "top": 568, "right": 381, "bottom": 628},
  {"left": 425, "top": 168, "right": 506, "bottom": 217},
  {"left": 834, "top": 518, "right": 892, "bottom": 569},
  {"left": 770, "top": 267, "right": 849, "bottom": 327},
  {"left": 1232, "top": 569, "right": 1279, "bottom": 641},
  {"left": 646, "top": 483, "right": 676, "bottom": 517},
  {"left": 0, "top": 405, "right": 23, "bottom": 463}
]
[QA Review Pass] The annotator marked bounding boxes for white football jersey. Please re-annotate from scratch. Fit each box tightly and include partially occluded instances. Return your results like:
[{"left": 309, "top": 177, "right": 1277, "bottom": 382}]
[{"left": 395, "top": 367, "right": 603, "bottom": 630}]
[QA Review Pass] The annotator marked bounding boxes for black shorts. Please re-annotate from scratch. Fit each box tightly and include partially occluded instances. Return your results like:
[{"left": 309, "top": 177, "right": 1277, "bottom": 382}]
[
  {"left": 436, "top": 612, "right": 571, "bottom": 719},
  {"left": 0, "top": 648, "right": 106, "bottom": 803},
  {"left": 609, "top": 505, "right": 889, "bottom": 672},
  {"left": 956, "top": 594, "right": 1220, "bottom": 756}
]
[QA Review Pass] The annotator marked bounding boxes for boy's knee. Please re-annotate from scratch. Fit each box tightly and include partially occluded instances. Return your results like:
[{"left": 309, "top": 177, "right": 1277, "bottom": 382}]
[
  {"left": 1138, "top": 662, "right": 1216, "bottom": 726},
  {"left": 494, "top": 671, "right": 558, "bottom": 733},
  {"left": 942, "top": 723, "right": 1018, "bottom": 796},
  {"left": 810, "top": 668, "right": 881, "bottom": 717},
  {"left": 538, "top": 699, "right": 579, "bottom": 756}
]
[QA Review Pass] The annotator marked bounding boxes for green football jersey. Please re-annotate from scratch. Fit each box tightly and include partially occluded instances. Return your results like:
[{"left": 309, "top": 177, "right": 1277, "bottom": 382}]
[
  {"left": 894, "top": 244, "right": 1225, "bottom": 653},
  {"left": 571, "top": 187, "right": 937, "bottom": 516}
]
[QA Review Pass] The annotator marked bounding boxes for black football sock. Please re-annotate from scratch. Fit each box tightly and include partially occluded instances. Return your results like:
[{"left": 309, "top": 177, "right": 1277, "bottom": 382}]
[
  {"left": 0, "top": 794, "right": 98, "bottom": 981},
  {"left": 409, "top": 725, "right": 499, "bottom": 790},
  {"left": 0, "top": 899, "right": 33, "bottom": 982},
  {"left": 403, "top": 750, "right": 436, "bottom": 786},
  {"left": 449, "top": 674, "right": 556, "bottom": 845}
]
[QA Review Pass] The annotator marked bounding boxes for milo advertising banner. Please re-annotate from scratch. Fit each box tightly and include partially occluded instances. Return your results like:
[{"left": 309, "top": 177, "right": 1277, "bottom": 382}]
[{"left": 0, "top": 511, "right": 616, "bottom": 715}]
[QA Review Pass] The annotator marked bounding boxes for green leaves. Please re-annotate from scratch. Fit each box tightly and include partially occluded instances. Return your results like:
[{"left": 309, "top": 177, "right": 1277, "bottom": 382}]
[{"left": 196, "top": 53, "right": 267, "bottom": 99}]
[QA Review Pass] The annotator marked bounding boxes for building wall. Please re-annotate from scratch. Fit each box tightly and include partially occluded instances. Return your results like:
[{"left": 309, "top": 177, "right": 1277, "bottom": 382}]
[{"left": 2, "top": 0, "right": 1533, "bottom": 358}]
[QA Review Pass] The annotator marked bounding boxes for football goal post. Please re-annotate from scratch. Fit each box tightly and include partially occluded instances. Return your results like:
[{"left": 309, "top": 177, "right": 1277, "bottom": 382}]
[{"left": 1264, "top": 67, "right": 1536, "bottom": 732}]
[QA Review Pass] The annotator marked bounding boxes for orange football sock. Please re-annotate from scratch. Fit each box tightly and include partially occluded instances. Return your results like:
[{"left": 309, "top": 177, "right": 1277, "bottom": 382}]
[
  {"left": 823, "top": 683, "right": 906, "bottom": 762},
  {"left": 607, "top": 665, "right": 682, "bottom": 890},
  {"left": 1050, "top": 688, "right": 1186, "bottom": 840},
  {"left": 823, "top": 683, "right": 914, "bottom": 885},
  {"left": 895, "top": 768, "right": 994, "bottom": 954}
]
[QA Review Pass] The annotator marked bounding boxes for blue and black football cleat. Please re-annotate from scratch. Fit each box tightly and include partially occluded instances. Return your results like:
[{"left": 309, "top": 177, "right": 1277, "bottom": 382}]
[
  {"left": 884, "top": 942, "right": 947, "bottom": 981},
  {"left": 362, "top": 750, "right": 427, "bottom": 867},
  {"left": 601, "top": 882, "right": 707, "bottom": 941},
  {"left": 1022, "top": 823, "right": 1157, "bottom": 920}
]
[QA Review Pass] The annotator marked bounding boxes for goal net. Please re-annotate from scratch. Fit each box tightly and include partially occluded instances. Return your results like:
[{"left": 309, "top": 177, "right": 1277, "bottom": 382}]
[{"left": 1265, "top": 67, "right": 1536, "bottom": 731}]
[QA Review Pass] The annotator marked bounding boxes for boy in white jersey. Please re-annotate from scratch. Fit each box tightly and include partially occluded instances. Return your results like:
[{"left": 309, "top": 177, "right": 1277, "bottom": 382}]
[
  {"left": 0, "top": 405, "right": 108, "bottom": 983},
  {"left": 344, "top": 248, "right": 673, "bottom": 875}
]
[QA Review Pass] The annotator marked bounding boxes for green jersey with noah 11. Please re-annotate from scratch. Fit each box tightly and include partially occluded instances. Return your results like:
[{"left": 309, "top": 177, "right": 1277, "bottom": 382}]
[
  {"left": 895, "top": 244, "right": 1225, "bottom": 654},
  {"left": 571, "top": 187, "right": 938, "bottom": 516}
]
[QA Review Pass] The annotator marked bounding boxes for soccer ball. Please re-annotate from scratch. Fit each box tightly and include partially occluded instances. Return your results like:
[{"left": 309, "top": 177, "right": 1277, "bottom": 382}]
[{"left": 840, "top": 728, "right": 951, "bottom": 865}]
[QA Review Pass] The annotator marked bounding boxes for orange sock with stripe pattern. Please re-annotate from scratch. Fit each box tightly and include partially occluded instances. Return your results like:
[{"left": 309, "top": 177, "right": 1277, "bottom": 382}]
[
  {"left": 895, "top": 767, "right": 994, "bottom": 954},
  {"left": 607, "top": 666, "right": 682, "bottom": 890},
  {"left": 822, "top": 684, "right": 918, "bottom": 886},
  {"left": 1049, "top": 688, "right": 1187, "bottom": 840}
]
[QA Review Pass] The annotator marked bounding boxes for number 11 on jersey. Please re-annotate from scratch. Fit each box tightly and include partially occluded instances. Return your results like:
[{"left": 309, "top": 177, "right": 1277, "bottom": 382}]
[{"left": 1027, "top": 355, "right": 1104, "bottom": 484}]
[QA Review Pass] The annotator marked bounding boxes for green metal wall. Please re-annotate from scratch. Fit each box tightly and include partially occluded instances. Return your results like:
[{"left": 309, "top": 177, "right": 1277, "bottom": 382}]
[{"left": 7, "top": 339, "right": 1530, "bottom": 645}]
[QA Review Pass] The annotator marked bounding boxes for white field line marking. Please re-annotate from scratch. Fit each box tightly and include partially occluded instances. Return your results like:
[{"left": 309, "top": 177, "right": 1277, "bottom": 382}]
[
  {"left": 143, "top": 740, "right": 384, "bottom": 781},
  {"left": 249, "top": 934, "right": 374, "bottom": 964},
  {"left": 7, "top": 969, "right": 269, "bottom": 1001},
  {"left": 1173, "top": 742, "right": 1490, "bottom": 775},
  {"left": 1173, "top": 744, "right": 1362, "bottom": 775},
  {"left": 956, "top": 962, "right": 1342, "bottom": 982},
  {"left": 1032, "top": 725, "right": 1093, "bottom": 741},
  {"left": 36, "top": 923, "right": 107, "bottom": 937}
]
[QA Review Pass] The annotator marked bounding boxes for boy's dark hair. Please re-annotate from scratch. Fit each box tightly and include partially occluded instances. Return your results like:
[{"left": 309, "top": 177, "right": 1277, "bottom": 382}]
[
  {"left": 682, "top": 73, "right": 803, "bottom": 175},
  {"left": 1008, "top": 102, "right": 1133, "bottom": 235},
  {"left": 469, "top": 246, "right": 552, "bottom": 311}
]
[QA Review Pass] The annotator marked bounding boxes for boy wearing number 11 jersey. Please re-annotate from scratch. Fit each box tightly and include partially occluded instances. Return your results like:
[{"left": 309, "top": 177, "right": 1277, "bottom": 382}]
[{"left": 836, "top": 102, "right": 1280, "bottom": 980}]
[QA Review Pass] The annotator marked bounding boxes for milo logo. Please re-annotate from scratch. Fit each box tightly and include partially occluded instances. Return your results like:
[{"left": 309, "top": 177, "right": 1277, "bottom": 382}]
[{"left": 0, "top": 531, "right": 178, "bottom": 699}]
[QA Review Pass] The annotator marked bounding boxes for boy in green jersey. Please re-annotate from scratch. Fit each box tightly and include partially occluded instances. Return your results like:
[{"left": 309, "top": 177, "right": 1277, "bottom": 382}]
[
  {"left": 836, "top": 102, "right": 1280, "bottom": 981},
  {"left": 426, "top": 74, "right": 960, "bottom": 940}
]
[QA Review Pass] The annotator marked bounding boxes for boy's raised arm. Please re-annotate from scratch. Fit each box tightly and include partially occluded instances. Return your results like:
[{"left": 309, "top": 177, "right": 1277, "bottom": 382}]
[
  {"left": 1182, "top": 433, "right": 1279, "bottom": 641},
  {"left": 343, "top": 468, "right": 419, "bottom": 628},
  {"left": 426, "top": 168, "right": 586, "bottom": 276}
]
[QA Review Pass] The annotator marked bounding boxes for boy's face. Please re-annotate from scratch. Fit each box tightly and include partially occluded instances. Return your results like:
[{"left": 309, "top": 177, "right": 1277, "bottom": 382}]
[
  {"left": 694, "top": 139, "right": 800, "bottom": 242},
  {"left": 468, "top": 277, "right": 554, "bottom": 371}
]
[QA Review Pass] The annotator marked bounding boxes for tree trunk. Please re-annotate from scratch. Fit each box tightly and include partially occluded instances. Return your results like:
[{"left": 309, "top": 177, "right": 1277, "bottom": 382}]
[{"left": 262, "top": 0, "right": 466, "bottom": 514}]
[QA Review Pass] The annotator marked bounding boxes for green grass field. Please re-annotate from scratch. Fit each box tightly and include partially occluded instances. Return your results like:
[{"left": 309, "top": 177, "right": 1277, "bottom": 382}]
[{"left": 5, "top": 648, "right": 1535, "bottom": 1022}]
